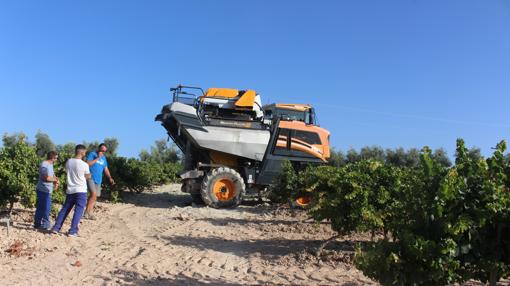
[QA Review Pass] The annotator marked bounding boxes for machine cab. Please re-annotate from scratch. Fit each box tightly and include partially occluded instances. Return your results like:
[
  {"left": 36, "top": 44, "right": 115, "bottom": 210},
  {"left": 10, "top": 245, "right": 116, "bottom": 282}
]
[{"left": 263, "top": 103, "right": 330, "bottom": 163}]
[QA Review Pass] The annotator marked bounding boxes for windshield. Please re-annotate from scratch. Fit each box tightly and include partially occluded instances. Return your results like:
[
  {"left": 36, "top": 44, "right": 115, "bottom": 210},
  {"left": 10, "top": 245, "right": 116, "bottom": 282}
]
[
  {"left": 273, "top": 108, "right": 314, "bottom": 124},
  {"left": 277, "top": 109, "right": 306, "bottom": 122},
  {"left": 171, "top": 86, "right": 203, "bottom": 107},
  {"left": 174, "top": 95, "right": 197, "bottom": 106}
]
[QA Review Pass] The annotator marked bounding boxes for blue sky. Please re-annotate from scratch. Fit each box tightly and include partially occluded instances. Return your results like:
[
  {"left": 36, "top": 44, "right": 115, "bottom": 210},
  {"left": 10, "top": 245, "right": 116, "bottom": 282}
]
[{"left": 1, "top": 1, "right": 509, "bottom": 158}]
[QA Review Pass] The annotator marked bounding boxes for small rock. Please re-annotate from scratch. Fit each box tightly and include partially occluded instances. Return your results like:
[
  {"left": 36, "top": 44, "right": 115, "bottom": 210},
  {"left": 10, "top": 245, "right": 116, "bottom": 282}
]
[
  {"left": 325, "top": 275, "right": 343, "bottom": 283},
  {"left": 309, "top": 272, "right": 323, "bottom": 282},
  {"left": 72, "top": 260, "right": 82, "bottom": 267},
  {"left": 294, "top": 272, "right": 308, "bottom": 280}
]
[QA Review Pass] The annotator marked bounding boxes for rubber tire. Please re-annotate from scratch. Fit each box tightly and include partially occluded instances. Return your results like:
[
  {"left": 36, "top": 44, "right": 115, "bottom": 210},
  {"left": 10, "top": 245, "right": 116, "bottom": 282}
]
[
  {"left": 200, "top": 167, "right": 245, "bottom": 208},
  {"left": 289, "top": 197, "right": 314, "bottom": 209}
]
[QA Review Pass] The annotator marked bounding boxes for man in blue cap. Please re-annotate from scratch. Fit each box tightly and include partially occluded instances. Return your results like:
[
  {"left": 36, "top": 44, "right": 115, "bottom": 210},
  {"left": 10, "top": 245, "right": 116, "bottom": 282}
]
[{"left": 84, "top": 143, "right": 115, "bottom": 220}]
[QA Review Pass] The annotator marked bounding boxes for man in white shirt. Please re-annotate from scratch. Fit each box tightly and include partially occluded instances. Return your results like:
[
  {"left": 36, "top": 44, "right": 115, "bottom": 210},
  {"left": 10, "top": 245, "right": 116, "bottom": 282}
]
[{"left": 51, "top": 144, "right": 91, "bottom": 237}]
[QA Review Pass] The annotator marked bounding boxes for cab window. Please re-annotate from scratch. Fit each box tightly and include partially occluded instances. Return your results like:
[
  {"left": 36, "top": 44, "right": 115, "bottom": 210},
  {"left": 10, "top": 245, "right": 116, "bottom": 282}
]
[
  {"left": 293, "top": 130, "right": 321, "bottom": 145},
  {"left": 281, "top": 110, "right": 305, "bottom": 121},
  {"left": 304, "top": 109, "right": 316, "bottom": 125}
]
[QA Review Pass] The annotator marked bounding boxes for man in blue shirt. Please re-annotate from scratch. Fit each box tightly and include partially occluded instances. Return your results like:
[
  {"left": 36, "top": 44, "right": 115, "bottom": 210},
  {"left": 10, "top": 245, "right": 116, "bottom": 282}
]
[
  {"left": 84, "top": 143, "right": 115, "bottom": 220},
  {"left": 34, "top": 151, "right": 59, "bottom": 230}
]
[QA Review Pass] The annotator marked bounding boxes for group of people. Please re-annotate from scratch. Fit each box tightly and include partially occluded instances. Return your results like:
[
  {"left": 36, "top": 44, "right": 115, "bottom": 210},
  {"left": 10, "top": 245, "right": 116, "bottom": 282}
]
[{"left": 33, "top": 143, "right": 115, "bottom": 237}]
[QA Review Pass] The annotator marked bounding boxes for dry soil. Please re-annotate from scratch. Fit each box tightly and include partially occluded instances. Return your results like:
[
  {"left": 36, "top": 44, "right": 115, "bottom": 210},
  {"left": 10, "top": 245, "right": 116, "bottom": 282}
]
[{"left": 0, "top": 184, "right": 375, "bottom": 286}]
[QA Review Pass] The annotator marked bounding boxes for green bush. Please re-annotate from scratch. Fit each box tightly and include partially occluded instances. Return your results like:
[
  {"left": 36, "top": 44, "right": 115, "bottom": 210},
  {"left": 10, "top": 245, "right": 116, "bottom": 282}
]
[
  {"left": 104, "top": 156, "right": 180, "bottom": 196},
  {"left": 267, "top": 160, "right": 299, "bottom": 203},
  {"left": 272, "top": 139, "right": 510, "bottom": 286},
  {"left": 355, "top": 140, "right": 510, "bottom": 286},
  {"left": 51, "top": 144, "right": 75, "bottom": 205},
  {"left": 0, "top": 137, "right": 39, "bottom": 211},
  {"left": 270, "top": 160, "right": 405, "bottom": 236},
  {"left": 308, "top": 161, "right": 405, "bottom": 236}
]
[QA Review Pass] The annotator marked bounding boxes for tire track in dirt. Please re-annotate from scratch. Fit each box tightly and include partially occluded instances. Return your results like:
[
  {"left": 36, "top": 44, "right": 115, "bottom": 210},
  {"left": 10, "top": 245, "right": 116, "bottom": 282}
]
[
  {"left": 0, "top": 184, "right": 378, "bottom": 285},
  {"left": 111, "top": 197, "right": 317, "bottom": 285},
  {"left": 104, "top": 191, "right": 274, "bottom": 284},
  {"left": 111, "top": 201, "right": 237, "bottom": 282}
]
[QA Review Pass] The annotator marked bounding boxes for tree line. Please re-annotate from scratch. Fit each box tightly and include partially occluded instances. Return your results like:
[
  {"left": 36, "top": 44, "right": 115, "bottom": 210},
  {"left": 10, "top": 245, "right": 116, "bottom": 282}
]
[{"left": 328, "top": 145, "right": 486, "bottom": 168}]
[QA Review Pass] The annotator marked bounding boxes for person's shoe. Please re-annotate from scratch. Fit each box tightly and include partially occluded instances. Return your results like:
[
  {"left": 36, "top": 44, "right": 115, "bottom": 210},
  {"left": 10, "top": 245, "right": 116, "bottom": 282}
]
[
  {"left": 83, "top": 212, "right": 97, "bottom": 220},
  {"left": 51, "top": 229, "right": 59, "bottom": 234},
  {"left": 67, "top": 233, "right": 79, "bottom": 238}
]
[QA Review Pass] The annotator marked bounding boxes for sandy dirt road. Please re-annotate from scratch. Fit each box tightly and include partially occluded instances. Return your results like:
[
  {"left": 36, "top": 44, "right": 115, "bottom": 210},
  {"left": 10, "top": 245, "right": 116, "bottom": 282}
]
[{"left": 0, "top": 184, "right": 377, "bottom": 286}]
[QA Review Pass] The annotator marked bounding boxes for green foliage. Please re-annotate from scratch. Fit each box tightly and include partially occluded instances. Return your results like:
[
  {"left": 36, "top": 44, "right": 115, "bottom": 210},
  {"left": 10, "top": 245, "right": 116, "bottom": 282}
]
[
  {"left": 0, "top": 136, "right": 39, "bottom": 211},
  {"left": 346, "top": 148, "right": 361, "bottom": 164},
  {"left": 2, "top": 132, "right": 28, "bottom": 148},
  {"left": 466, "top": 146, "right": 483, "bottom": 162},
  {"left": 305, "top": 161, "right": 404, "bottom": 235},
  {"left": 52, "top": 144, "right": 75, "bottom": 205},
  {"left": 357, "top": 141, "right": 510, "bottom": 286},
  {"left": 385, "top": 147, "right": 420, "bottom": 168},
  {"left": 267, "top": 160, "right": 299, "bottom": 203},
  {"left": 82, "top": 140, "right": 100, "bottom": 152},
  {"left": 139, "top": 139, "right": 180, "bottom": 164},
  {"left": 125, "top": 159, "right": 164, "bottom": 193},
  {"left": 56, "top": 142, "right": 76, "bottom": 155},
  {"left": 103, "top": 137, "right": 119, "bottom": 155},
  {"left": 104, "top": 156, "right": 180, "bottom": 197},
  {"left": 35, "top": 131, "right": 56, "bottom": 157},
  {"left": 431, "top": 147, "right": 452, "bottom": 167},
  {"left": 273, "top": 139, "right": 510, "bottom": 286},
  {"left": 355, "top": 148, "right": 457, "bottom": 285},
  {"left": 271, "top": 160, "right": 406, "bottom": 235},
  {"left": 0, "top": 133, "right": 181, "bottom": 209},
  {"left": 359, "top": 146, "right": 386, "bottom": 162},
  {"left": 328, "top": 148, "right": 346, "bottom": 167},
  {"left": 331, "top": 146, "right": 449, "bottom": 168},
  {"left": 439, "top": 139, "right": 510, "bottom": 284}
]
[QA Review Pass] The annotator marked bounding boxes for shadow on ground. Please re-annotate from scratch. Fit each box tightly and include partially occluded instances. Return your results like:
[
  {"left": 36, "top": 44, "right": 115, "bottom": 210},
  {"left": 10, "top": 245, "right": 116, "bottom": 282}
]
[
  {"left": 194, "top": 216, "right": 311, "bottom": 227},
  {"left": 107, "top": 269, "right": 367, "bottom": 286},
  {"left": 161, "top": 235, "right": 358, "bottom": 260},
  {"left": 107, "top": 270, "right": 243, "bottom": 286},
  {"left": 120, "top": 191, "right": 192, "bottom": 209},
  {"left": 118, "top": 188, "right": 280, "bottom": 212}
]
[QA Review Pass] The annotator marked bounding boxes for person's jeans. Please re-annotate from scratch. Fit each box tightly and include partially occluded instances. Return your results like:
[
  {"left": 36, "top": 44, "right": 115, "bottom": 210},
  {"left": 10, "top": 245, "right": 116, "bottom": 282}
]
[
  {"left": 34, "top": 190, "right": 52, "bottom": 229},
  {"left": 52, "top": 192, "right": 87, "bottom": 235}
]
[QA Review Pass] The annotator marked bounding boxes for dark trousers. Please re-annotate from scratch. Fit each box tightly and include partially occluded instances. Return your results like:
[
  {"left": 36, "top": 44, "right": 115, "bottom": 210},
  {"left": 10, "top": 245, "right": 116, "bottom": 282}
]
[
  {"left": 34, "top": 190, "right": 52, "bottom": 229},
  {"left": 52, "top": 192, "right": 87, "bottom": 235}
]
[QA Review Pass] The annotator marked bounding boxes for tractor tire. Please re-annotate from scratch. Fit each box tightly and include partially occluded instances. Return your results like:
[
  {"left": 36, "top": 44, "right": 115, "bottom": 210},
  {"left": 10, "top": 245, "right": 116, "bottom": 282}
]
[
  {"left": 289, "top": 196, "right": 314, "bottom": 209},
  {"left": 200, "top": 167, "right": 245, "bottom": 208}
]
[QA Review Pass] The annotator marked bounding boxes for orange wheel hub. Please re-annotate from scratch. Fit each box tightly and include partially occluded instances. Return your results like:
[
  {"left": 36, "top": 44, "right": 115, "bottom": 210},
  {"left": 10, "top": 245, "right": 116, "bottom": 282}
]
[
  {"left": 213, "top": 178, "right": 236, "bottom": 201},
  {"left": 295, "top": 196, "right": 312, "bottom": 207}
]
